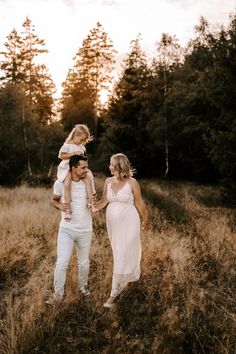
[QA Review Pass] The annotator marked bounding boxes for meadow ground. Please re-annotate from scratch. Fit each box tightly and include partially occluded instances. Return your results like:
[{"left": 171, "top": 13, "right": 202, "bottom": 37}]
[{"left": 0, "top": 175, "right": 235, "bottom": 354}]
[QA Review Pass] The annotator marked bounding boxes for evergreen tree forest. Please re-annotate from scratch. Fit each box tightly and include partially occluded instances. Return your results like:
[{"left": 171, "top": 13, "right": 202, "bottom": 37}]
[{"left": 0, "top": 16, "right": 235, "bottom": 204}]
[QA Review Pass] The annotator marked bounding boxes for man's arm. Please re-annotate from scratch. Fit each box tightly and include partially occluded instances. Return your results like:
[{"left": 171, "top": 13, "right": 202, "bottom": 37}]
[{"left": 51, "top": 194, "right": 66, "bottom": 211}]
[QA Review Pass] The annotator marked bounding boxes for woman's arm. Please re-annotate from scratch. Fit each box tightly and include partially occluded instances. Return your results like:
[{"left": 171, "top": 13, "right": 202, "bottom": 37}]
[
  {"left": 95, "top": 178, "right": 110, "bottom": 211},
  {"left": 130, "top": 178, "right": 149, "bottom": 230}
]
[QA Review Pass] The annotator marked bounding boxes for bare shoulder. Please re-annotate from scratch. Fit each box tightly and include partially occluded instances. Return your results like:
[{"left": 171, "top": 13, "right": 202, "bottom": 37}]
[
  {"left": 105, "top": 177, "right": 113, "bottom": 185},
  {"left": 128, "top": 177, "right": 141, "bottom": 192},
  {"left": 129, "top": 177, "right": 139, "bottom": 187},
  {"left": 106, "top": 176, "right": 113, "bottom": 182}
]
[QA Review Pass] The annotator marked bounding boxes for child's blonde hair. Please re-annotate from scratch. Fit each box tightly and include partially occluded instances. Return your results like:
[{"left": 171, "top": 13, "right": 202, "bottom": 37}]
[
  {"left": 65, "top": 124, "right": 93, "bottom": 144},
  {"left": 111, "top": 153, "right": 135, "bottom": 179}
]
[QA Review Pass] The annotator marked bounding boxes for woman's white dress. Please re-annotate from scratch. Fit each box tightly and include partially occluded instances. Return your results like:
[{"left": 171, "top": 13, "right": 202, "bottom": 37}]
[{"left": 106, "top": 180, "right": 141, "bottom": 297}]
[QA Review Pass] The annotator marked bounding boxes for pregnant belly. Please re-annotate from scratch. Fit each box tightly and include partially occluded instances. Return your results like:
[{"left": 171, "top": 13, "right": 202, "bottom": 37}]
[{"left": 106, "top": 202, "right": 139, "bottom": 223}]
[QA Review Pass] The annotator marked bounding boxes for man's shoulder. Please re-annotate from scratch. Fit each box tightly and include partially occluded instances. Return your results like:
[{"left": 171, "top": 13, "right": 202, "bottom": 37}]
[
  {"left": 53, "top": 179, "right": 63, "bottom": 194},
  {"left": 54, "top": 179, "right": 63, "bottom": 187}
]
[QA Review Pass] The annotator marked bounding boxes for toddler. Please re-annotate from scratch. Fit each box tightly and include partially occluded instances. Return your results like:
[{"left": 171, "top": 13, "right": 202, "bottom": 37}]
[{"left": 57, "top": 124, "right": 97, "bottom": 220}]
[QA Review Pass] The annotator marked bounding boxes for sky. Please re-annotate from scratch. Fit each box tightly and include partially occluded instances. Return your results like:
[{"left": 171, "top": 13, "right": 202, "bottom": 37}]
[{"left": 0, "top": 0, "right": 235, "bottom": 97}]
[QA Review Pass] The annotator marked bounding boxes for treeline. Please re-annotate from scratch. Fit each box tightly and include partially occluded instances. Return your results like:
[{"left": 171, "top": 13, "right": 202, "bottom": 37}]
[
  {"left": 0, "top": 15, "right": 235, "bottom": 202},
  {"left": 0, "top": 17, "right": 63, "bottom": 185}
]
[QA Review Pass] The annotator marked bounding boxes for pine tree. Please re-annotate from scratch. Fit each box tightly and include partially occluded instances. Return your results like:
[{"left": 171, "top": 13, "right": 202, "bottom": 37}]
[
  {"left": 0, "top": 17, "right": 56, "bottom": 178},
  {"left": 96, "top": 35, "right": 150, "bottom": 174},
  {"left": 0, "top": 29, "right": 25, "bottom": 84},
  {"left": 0, "top": 17, "right": 55, "bottom": 123},
  {"left": 62, "top": 22, "right": 116, "bottom": 138}
]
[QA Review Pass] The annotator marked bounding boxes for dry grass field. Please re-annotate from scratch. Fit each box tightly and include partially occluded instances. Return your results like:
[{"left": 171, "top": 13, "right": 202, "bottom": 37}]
[{"left": 0, "top": 175, "right": 235, "bottom": 354}]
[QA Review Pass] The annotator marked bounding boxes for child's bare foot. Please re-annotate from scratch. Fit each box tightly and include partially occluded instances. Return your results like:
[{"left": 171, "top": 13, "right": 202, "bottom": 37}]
[{"left": 65, "top": 211, "right": 72, "bottom": 221}]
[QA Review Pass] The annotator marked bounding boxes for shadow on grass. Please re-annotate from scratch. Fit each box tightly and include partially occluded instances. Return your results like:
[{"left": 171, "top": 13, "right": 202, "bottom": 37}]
[
  {"left": 190, "top": 187, "right": 222, "bottom": 208},
  {"left": 141, "top": 183, "right": 191, "bottom": 226},
  {"left": 30, "top": 300, "right": 110, "bottom": 354}
]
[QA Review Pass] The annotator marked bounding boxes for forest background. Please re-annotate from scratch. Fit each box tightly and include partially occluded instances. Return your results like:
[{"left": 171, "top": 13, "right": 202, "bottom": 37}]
[
  {"left": 0, "top": 12, "right": 236, "bottom": 354},
  {"left": 0, "top": 14, "right": 235, "bottom": 205}
]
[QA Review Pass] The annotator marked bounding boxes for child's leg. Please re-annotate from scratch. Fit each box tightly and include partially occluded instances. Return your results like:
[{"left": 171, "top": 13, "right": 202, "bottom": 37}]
[
  {"left": 64, "top": 173, "right": 72, "bottom": 221},
  {"left": 86, "top": 169, "right": 96, "bottom": 195},
  {"left": 84, "top": 177, "right": 93, "bottom": 201},
  {"left": 84, "top": 174, "right": 98, "bottom": 213}
]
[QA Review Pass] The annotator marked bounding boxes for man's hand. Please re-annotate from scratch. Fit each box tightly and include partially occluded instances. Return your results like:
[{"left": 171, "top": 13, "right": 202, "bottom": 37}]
[{"left": 51, "top": 194, "right": 63, "bottom": 210}]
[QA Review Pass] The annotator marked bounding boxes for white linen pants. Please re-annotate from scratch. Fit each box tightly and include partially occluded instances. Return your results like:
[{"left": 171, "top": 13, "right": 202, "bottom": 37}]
[{"left": 54, "top": 226, "right": 92, "bottom": 298}]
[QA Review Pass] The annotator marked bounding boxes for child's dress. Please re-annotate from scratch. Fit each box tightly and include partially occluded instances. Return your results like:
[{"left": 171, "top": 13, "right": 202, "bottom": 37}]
[{"left": 57, "top": 143, "right": 86, "bottom": 182}]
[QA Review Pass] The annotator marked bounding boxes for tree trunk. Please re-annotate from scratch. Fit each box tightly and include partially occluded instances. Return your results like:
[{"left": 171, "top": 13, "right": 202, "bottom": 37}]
[
  {"left": 163, "top": 66, "right": 169, "bottom": 179},
  {"left": 22, "top": 104, "right": 32, "bottom": 176}
]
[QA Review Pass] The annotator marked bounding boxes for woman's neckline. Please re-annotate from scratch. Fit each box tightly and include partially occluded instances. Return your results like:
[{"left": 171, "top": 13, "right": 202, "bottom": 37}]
[{"left": 110, "top": 177, "right": 128, "bottom": 196}]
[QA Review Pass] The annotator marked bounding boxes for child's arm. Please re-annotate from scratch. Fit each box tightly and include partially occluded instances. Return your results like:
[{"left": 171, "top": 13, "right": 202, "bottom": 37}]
[{"left": 59, "top": 150, "right": 83, "bottom": 160}]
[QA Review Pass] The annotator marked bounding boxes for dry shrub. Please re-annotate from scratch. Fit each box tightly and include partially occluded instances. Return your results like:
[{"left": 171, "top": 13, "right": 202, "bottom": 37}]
[{"left": 0, "top": 179, "right": 235, "bottom": 354}]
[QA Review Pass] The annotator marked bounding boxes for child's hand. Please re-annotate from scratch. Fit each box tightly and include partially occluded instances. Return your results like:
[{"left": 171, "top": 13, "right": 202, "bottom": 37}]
[{"left": 61, "top": 203, "right": 67, "bottom": 212}]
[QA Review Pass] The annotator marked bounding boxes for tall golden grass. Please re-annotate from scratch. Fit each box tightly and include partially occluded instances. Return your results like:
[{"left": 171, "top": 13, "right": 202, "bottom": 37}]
[{"left": 0, "top": 178, "right": 235, "bottom": 354}]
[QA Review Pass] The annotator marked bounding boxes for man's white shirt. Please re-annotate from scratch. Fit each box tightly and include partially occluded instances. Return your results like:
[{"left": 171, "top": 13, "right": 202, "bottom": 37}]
[{"left": 53, "top": 179, "right": 92, "bottom": 232}]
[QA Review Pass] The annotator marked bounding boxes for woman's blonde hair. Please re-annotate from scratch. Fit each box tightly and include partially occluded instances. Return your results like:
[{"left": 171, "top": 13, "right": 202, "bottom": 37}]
[
  {"left": 65, "top": 124, "right": 93, "bottom": 144},
  {"left": 111, "top": 153, "right": 135, "bottom": 179}
]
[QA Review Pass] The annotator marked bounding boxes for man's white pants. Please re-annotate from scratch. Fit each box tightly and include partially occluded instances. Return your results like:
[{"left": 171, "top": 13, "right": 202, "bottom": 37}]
[{"left": 54, "top": 226, "right": 92, "bottom": 298}]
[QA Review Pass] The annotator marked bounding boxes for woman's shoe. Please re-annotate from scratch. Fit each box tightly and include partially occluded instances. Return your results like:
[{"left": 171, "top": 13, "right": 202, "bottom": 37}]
[
  {"left": 80, "top": 286, "right": 90, "bottom": 297},
  {"left": 103, "top": 296, "right": 115, "bottom": 308},
  {"left": 45, "top": 294, "right": 62, "bottom": 305}
]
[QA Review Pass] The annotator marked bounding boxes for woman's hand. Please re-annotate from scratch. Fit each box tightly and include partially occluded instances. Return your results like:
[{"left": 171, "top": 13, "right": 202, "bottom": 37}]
[{"left": 141, "top": 218, "right": 149, "bottom": 231}]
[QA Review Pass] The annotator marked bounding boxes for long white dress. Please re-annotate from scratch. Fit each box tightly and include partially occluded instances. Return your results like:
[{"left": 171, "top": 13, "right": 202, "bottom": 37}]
[{"left": 106, "top": 180, "right": 141, "bottom": 297}]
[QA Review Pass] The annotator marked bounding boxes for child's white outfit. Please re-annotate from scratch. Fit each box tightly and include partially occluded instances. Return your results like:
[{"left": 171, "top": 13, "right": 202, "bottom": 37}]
[
  {"left": 57, "top": 143, "right": 86, "bottom": 182},
  {"left": 57, "top": 143, "right": 96, "bottom": 194}
]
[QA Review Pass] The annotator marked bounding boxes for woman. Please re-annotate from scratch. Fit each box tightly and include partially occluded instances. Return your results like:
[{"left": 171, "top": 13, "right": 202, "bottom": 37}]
[{"left": 96, "top": 153, "right": 149, "bottom": 308}]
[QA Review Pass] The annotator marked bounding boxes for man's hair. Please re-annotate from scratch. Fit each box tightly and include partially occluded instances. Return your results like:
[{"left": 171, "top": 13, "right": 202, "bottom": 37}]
[{"left": 69, "top": 154, "right": 88, "bottom": 171}]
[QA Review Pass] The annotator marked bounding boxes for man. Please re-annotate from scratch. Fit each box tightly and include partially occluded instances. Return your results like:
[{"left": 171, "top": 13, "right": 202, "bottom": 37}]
[{"left": 48, "top": 154, "right": 93, "bottom": 302}]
